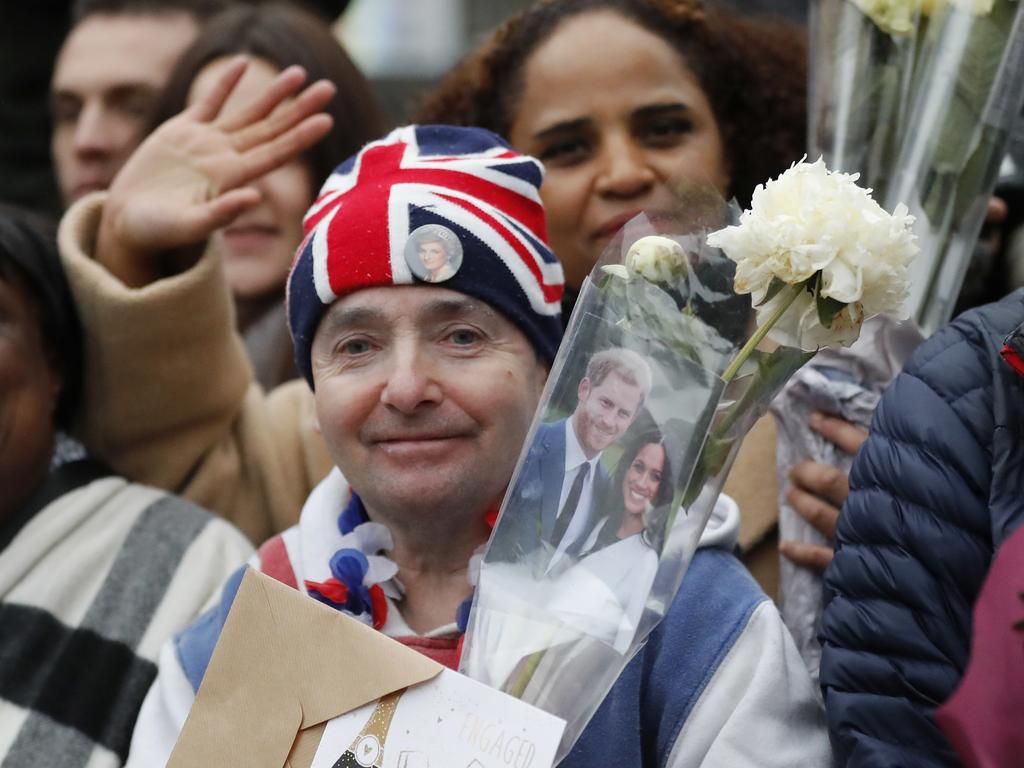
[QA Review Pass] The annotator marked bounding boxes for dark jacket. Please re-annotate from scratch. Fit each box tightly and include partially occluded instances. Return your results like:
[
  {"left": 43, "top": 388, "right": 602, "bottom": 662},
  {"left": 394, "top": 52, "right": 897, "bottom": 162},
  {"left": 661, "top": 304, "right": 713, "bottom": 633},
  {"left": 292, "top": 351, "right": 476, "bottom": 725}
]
[{"left": 820, "top": 289, "right": 1024, "bottom": 767}]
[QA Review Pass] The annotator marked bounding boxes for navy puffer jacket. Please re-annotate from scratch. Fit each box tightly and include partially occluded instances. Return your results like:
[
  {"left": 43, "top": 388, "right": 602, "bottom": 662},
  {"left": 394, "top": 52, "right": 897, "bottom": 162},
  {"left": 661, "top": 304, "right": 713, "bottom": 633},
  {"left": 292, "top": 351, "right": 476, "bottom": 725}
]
[{"left": 820, "top": 289, "right": 1024, "bottom": 767}]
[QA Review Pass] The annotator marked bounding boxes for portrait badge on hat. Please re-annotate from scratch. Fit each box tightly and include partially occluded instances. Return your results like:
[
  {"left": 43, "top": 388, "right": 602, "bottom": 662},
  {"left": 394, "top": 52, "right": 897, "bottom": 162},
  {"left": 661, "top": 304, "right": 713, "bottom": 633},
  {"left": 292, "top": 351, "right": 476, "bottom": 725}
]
[{"left": 405, "top": 224, "right": 464, "bottom": 284}]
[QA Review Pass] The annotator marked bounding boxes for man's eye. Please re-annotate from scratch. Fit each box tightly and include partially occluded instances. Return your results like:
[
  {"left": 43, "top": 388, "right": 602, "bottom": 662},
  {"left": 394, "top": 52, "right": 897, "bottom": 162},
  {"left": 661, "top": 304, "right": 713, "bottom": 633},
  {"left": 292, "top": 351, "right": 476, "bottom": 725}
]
[
  {"left": 339, "top": 338, "right": 372, "bottom": 355},
  {"left": 447, "top": 328, "right": 480, "bottom": 346}
]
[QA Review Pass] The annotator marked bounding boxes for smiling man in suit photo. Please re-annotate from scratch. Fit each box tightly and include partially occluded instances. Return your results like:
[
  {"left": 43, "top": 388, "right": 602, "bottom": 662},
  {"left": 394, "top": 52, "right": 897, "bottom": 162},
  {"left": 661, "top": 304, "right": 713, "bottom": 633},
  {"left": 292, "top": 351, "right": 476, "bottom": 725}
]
[{"left": 501, "top": 347, "right": 652, "bottom": 569}]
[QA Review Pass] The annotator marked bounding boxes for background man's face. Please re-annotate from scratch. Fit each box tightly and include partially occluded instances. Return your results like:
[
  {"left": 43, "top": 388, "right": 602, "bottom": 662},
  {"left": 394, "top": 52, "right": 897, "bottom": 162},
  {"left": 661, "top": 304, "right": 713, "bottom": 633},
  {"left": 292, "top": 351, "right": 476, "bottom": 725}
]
[
  {"left": 50, "top": 12, "right": 199, "bottom": 206},
  {"left": 418, "top": 240, "right": 448, "bottom": 272},
  {"left": 309, "top": 286, "right": 548, "bottom": 525},
  {"left": 573, "top": 372, "right": 643, "bottom": 457}
]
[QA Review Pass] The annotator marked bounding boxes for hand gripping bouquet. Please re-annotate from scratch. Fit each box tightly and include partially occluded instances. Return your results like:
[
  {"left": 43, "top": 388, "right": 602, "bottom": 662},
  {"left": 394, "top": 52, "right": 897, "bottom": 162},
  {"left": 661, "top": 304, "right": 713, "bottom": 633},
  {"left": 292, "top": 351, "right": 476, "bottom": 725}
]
[{"left": 460, "top": 160, "right": 917, "bottom": 761}]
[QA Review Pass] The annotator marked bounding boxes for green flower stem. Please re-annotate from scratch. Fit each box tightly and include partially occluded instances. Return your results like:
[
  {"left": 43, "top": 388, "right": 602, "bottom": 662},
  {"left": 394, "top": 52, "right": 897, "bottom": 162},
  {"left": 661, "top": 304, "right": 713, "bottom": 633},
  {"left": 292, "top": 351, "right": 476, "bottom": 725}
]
[
  {"left": 508, "top": 649, "right": 546, "bottom": 698},
  {"left": 721, "top": 284, "right": 803, "bottom": 384}
]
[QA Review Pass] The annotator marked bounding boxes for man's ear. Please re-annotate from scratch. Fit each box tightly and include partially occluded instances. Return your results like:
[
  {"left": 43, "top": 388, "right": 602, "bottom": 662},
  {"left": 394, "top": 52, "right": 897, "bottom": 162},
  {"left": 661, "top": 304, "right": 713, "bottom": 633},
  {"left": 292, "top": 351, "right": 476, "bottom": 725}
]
[{"left": 577, "top": 376, "right": 590, "bottom": 402}]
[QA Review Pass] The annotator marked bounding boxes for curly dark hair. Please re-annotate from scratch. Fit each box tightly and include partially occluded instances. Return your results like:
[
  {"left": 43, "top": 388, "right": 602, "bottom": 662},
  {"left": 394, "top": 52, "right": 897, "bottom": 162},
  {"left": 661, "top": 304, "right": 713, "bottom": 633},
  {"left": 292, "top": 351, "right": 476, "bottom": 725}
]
[
  {"left": 414, "top": 0, "right": 806, "bottom": 210},
  {"left": 149, "top": 3, "right": 389, "bottom": 192}
]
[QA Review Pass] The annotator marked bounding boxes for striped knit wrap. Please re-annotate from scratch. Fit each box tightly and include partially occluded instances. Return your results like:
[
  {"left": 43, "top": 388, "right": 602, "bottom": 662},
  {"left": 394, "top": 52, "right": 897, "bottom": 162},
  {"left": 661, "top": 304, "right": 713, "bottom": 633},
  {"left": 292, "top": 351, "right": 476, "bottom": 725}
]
[{"left": 0, "top": 464, "right": 253, "bottom": 767}]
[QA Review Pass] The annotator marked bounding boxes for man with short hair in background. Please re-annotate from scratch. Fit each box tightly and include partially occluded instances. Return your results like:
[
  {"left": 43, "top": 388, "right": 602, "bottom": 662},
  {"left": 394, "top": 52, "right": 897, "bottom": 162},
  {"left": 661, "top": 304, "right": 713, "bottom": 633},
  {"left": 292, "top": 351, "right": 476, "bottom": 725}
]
[{"left": 49, "top": 0, "right": 228, "bottom": 208}]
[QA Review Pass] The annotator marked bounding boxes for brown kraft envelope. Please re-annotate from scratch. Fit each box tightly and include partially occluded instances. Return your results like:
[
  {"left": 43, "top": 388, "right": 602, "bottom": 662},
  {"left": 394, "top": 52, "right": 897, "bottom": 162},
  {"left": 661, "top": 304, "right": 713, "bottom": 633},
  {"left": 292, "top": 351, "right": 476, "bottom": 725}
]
[{"left": 168, "top": 569, "right": 443, "bottom": 768}]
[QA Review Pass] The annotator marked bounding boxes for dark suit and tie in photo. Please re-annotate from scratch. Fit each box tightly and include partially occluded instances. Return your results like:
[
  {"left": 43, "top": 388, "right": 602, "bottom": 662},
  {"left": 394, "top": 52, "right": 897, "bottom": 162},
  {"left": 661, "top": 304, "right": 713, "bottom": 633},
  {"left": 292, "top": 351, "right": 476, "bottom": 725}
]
[
  {"left": 497, "top": 419, "right": 612, "bottom": 568},
  {"left": 488, "top": 347, "right": 653, "bottom": 570}
]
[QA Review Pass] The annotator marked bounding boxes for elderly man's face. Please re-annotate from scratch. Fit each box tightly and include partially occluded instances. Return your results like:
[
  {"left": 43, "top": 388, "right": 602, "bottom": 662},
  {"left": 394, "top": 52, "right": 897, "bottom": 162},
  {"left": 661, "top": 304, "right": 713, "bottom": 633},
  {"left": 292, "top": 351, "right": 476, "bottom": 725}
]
[
  {"left": 310, "top": 286, "right": 548, "bottom": 523},
  {"left": 50, "top": 12, "right": 199, "bottom": 206},
  {"left": 0, "top": 274, "right": 61, "bottom": 524}
]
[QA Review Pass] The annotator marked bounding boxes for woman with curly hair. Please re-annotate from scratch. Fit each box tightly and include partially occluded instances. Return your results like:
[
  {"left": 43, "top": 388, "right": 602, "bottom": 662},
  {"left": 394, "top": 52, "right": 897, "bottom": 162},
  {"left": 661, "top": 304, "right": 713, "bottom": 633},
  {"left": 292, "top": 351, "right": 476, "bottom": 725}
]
[{"left": 415, "top": 0, "right": 806, "bottom": 297}]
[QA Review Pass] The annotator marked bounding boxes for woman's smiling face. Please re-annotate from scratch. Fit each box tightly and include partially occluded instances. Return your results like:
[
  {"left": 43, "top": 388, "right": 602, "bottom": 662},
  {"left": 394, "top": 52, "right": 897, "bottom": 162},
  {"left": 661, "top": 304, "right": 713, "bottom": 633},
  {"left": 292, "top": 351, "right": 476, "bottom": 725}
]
[
  {"left": 623, "top": 441, "right": 666, "bottom": 518},
  {"left": 508, "top": 10, "right": 730, "bottom": 289}
]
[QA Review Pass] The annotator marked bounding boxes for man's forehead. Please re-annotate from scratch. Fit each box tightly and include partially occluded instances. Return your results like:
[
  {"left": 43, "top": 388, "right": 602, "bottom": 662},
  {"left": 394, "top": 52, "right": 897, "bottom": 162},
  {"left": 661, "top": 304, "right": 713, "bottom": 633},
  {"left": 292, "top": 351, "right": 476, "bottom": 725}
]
[
  {"left": 594, "top": 370, "right": 642, "bottom": 395},
  {"left": 54, "top": 12, "right": 197, "bottom": 90},
  {"left": 320, "top": 286, "right": 499, "bottom": 330}
]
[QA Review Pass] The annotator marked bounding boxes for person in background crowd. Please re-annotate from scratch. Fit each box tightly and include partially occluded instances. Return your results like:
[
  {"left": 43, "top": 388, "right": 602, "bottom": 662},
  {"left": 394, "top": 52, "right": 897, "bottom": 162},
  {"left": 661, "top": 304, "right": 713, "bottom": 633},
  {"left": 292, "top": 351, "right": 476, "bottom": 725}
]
[
  {"left": 142, "top": 2, "right": 389, "bottom": 389},
  {"left": 86, "top": 59, "right": 828, "bottom": 757},
  {"left": 50, "top": 0, "right": 230, "bottom": 209},
  {"left": 0, "top": 0, "right": 354, "bottom": 216},
  {"left": 414, "top": 0, "right": 806, "bottom": 308},
  {"left": 0, "top": 203, "right": 253, "bottom": 767},
  {"left": 820, "top": 289, "right": 1024, "bottom": 767}
]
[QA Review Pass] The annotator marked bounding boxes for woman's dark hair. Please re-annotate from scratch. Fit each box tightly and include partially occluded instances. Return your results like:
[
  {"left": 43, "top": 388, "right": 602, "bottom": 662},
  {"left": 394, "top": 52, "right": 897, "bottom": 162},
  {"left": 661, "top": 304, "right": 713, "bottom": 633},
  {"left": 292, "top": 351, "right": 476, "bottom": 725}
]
[
  {"left": 0, "top": 205, "right": 82, "bottom": 429},
  {"left": 150, "top": 2, "right": 389, "bottom": 192},
  {"left": 598, "top": 426, "right": 675, "bottom": 552},
  {"left": 414, "top": 0, "right": 806, "bottom": 210}
]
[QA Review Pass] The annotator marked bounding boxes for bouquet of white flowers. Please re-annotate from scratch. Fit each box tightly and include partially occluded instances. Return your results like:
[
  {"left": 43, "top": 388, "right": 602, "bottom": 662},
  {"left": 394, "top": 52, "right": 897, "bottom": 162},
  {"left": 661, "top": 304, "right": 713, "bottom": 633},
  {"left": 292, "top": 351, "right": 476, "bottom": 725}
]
[
  {"left": 811, "top": 0, "right": 1024, "bottom": 333},
  {"left": 884, "top": 0, "right": 1024, "bottom": 331},
  {"left": 460, "top": 161, "right": 916, "bottom": 761}
]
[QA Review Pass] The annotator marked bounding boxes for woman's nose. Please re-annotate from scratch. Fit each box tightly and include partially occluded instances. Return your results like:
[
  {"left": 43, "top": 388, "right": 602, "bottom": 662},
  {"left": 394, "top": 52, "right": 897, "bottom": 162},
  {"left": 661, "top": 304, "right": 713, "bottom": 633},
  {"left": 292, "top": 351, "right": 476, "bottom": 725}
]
[{"left": 595, "top": 136, "right": 656, "bottom": 199}]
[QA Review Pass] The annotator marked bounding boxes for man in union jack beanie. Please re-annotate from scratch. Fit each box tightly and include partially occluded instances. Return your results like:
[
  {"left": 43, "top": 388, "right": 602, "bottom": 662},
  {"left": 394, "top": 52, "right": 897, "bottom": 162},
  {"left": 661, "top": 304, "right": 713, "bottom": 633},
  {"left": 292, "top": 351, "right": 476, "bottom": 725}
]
[{"left": 57, "top": 84, "right": 827, "bottom": 761}]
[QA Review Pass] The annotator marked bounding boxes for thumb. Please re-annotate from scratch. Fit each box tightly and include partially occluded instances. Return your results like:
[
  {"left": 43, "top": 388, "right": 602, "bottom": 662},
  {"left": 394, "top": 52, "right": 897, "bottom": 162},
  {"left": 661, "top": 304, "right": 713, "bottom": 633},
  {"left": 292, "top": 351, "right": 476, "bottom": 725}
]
[{"left": 182, "top": 187, "right": 262, "bottom": 238}]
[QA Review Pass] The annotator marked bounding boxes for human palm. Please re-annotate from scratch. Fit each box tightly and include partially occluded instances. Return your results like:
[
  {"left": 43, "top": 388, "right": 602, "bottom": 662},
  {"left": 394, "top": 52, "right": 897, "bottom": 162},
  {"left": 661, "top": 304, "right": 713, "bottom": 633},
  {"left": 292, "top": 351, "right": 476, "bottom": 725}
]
[{"left": 98, "top": 58, "right": 335, "bottom": 285}]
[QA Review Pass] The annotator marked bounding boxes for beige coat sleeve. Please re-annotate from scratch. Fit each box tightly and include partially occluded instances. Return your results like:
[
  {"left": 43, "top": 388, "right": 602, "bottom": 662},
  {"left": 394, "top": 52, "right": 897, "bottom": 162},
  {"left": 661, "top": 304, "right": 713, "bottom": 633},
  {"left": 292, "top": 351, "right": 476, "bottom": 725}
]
[{"left": 58, "top": 193, "right": 333, "bottom": 544}]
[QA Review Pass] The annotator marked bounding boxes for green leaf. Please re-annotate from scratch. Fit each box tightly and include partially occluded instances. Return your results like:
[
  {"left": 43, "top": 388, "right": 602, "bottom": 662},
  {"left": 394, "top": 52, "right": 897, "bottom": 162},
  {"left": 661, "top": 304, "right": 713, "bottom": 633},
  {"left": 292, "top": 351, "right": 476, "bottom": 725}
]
[
  {"left": 816, "top": 292, "right": 847, "bottom": 328},
  {"left": 756, "top": 277, "right": 789, "bottom": 307}
]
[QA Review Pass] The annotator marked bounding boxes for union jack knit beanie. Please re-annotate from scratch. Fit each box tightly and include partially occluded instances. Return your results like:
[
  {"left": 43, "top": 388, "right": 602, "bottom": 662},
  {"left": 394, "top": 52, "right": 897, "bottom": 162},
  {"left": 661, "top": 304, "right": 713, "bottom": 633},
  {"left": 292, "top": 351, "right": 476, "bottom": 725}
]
[{"left": 287, "top": 124, "right": 565, "bottom": 387}]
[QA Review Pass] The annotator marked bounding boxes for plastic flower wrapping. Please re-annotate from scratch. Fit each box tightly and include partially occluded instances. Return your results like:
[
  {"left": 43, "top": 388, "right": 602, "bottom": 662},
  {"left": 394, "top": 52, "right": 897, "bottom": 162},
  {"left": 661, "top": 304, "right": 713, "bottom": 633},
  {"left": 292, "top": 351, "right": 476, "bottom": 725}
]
[
  {"left": 459, "top": 166, "right": 915, "bottom": 761},
  {"left": 810, "top": 0, "right": 1024, "bottom": 333}
]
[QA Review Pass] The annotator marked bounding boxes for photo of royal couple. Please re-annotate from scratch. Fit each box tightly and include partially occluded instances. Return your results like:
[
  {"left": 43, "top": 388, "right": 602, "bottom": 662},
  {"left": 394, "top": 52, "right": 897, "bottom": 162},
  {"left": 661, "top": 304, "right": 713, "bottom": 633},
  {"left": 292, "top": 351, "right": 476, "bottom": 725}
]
[{"left": 493, "top": 343, "right": 683, "bottom": 652}]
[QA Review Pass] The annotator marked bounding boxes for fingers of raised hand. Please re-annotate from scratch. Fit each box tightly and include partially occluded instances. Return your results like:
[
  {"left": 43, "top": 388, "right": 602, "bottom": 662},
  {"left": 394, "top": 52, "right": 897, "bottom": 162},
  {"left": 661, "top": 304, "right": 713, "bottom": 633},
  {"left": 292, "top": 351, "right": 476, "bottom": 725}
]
[
  {"left": 188, "top": 56, "right": 250, "bottom": 123},
  {"left": 779, "top": 541, "right": 834, "bottom": 574},
  {"left": 217, "top": 65, "right": 309, "bottom": 133},
  {"left": 230, "top": 78, "right": 336, "bottom": 154},
  {"left": 809, "top": 412, "right": 869, "bottom": 455},
  {"left": 235, "top": 113, "right": 334, "bottom": 186}
]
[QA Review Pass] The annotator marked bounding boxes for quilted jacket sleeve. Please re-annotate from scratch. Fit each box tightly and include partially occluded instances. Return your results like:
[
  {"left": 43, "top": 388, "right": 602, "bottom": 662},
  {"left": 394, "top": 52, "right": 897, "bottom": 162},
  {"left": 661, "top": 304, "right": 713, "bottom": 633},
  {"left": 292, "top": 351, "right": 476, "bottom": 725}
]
[{"left": 820, "top": 290, "right": 1024, "bottom": 767}]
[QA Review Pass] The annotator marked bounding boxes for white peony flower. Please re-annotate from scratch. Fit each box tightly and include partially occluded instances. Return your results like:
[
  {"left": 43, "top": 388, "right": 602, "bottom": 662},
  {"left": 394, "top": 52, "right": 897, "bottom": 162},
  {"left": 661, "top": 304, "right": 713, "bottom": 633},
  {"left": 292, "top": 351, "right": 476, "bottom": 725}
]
[
  {"left": 600, "top": 264, "right": 630, "bottom": 280},
  {"left": 851, "top": 0, "right": 994, "bottom": 35},
  {"left": 706, "top": 157, "right": 917, "bottom": 351},
  {"left": 849, "top": 0, "right": 917, "bottom": 35},
  {"left": 951, "top": 0, "right": 995, "bottom": 14},
  {"left": 625, "top": 235, "right": 686, "bottom": 283}
]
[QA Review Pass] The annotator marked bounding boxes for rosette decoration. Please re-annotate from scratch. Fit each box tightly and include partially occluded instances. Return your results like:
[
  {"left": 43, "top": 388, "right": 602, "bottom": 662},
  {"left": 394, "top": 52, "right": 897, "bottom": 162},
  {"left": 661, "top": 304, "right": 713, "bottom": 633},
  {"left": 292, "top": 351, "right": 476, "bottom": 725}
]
[{"left": 460, "top": 166, "right": 914, "bottom": 760}]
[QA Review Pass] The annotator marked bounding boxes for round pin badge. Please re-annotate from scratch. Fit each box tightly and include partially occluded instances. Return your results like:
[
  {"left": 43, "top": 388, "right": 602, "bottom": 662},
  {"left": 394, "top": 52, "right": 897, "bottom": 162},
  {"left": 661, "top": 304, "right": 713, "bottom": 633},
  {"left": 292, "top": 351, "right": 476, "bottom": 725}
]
[{"left": 404, "top": 224, "right": 463, "bottom": 284}]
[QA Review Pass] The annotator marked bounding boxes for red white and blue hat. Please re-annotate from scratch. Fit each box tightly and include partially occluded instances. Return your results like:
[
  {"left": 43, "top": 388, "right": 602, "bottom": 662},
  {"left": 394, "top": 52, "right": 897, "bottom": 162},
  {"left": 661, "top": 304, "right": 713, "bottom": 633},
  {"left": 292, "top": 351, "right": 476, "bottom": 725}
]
[{"left": 287, "top": 124, "right": 565, "bottom": 386}]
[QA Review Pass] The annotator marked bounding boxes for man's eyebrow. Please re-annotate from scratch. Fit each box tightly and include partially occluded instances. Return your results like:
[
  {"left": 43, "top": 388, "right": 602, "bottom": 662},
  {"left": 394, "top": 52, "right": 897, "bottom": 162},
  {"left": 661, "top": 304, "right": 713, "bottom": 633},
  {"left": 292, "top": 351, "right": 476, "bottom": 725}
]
[
  {"left": 418, "top": 296, "right": 495, "bottom": 321},
  {"left": 319, "top": 305, "right": 388, "bottom": 332}
]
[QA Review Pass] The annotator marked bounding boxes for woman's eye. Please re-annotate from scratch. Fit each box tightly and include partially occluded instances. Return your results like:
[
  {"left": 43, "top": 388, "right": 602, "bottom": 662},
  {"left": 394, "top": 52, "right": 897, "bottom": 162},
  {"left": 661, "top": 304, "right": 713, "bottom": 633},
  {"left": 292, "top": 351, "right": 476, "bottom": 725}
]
[
  {"left": 650, "top": 471, "right": 662, "bottom": 484},
  {"left": 538, "top": 136, "right": 589, "bottom": 165},
  {"left": 640, "top": 117, "right": 692, "bottom": 146}
]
